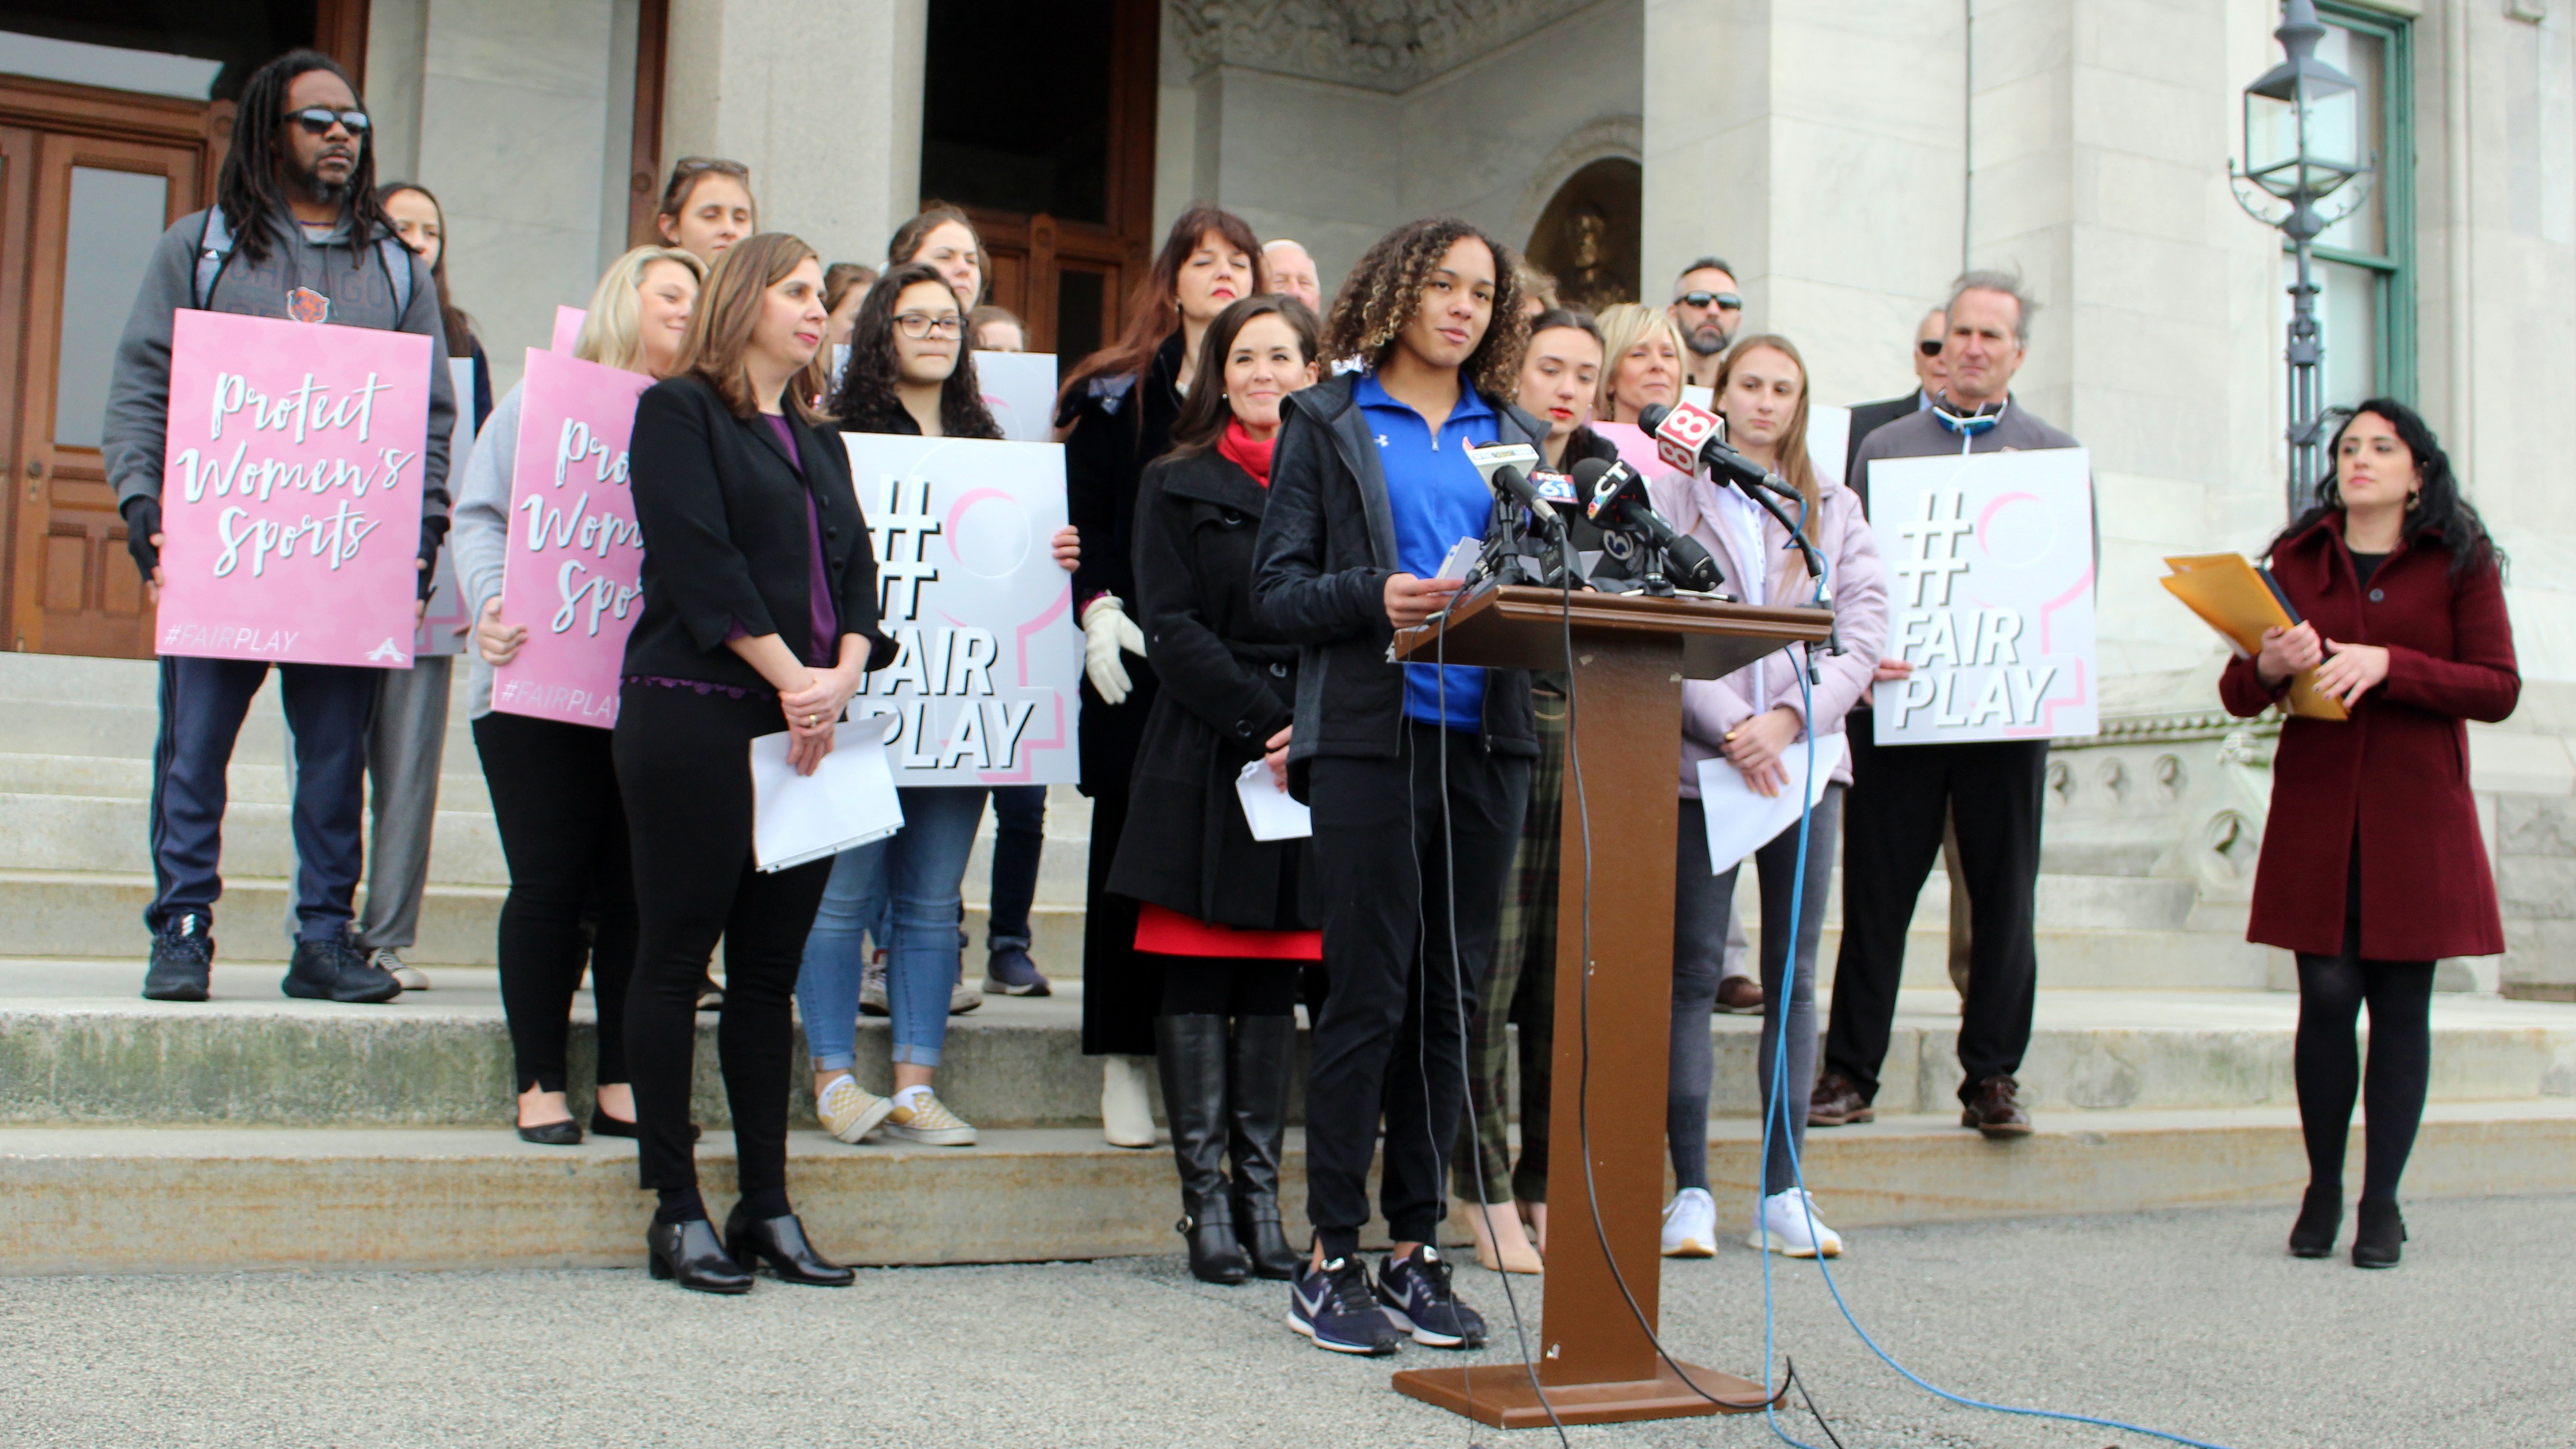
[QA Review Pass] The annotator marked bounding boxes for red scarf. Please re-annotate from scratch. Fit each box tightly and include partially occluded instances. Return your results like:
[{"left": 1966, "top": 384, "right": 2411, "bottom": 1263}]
[{"left": 1217, "top": 418, "right": 1276, "bottom": 486}]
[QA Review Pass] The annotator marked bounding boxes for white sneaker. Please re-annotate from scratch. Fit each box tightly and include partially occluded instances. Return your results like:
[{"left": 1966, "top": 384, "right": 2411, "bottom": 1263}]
[
  {"left": 1100, "top": 1054, "right": 1156, "bottom": 1148},
  {"left": 1749, "top": 1188, "right": 1844, "bottom": 1259},
  {"left": 1661, "top": 1187, "right": 1718, "bottom": 1258},
  {"left": 859, "top": 950, "right": 889, "bottom": 1016},
  {"left": 816, "top": 1074, "right": 895, "bottom": 1145},
  {"left": 948, "top": 979, "right": 982, "bottom": 1014},
  {"left": 881, "top": 1088, "right": 978, "bottom": 1146},
  {"left": 369, "top": 947, "right": 428, "bottom": 991}
]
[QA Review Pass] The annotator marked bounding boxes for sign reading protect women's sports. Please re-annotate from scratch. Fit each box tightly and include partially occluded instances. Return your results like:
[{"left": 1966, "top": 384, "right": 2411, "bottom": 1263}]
[
  {"left": 1868, "top": 447, "right": 2099, "bottom": 745},
  {"left": 154, "top": 310, "right": 431, "bottom": 667},
  {"left": 489, "top": 349, "right": 655, "bottom": 726},
  {"left": 841, "top": 433, "right": 1080, "bottom": 785}
]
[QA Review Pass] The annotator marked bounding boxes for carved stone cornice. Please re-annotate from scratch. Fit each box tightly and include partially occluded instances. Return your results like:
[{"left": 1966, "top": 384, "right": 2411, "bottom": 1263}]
[
  {"left": 1173, "top": 0, "right": 1602, "bottom": 92},
  {"left": 2052, "top": 710, "right": 2284, "bottom": 750}
]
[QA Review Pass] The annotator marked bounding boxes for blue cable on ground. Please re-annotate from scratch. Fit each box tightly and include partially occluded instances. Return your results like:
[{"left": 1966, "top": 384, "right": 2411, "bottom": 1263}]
[{"left": 1746, "top": 511, "right": 2234, "bottom": 1449}]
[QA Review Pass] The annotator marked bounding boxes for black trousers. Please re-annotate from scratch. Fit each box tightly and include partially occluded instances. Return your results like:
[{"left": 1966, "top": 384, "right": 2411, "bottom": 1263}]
[
  {"left": 1824, "top": 727, "right": 2047, "bottom": 1103},
  {"left": 474, "top": 711, "right": 635, "bottom": 1095},
  {"left": 613, "top": 683, "right": 834, "bottom": 1201},
  {"left": 1303, "top": 722, "right": 1528, "bottom": 1258}
]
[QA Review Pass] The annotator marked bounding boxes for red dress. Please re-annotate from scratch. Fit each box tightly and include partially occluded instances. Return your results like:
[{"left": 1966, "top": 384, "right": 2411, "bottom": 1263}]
[{"left": 2218, "top": 514, "right": 2518, "bottom": 960}]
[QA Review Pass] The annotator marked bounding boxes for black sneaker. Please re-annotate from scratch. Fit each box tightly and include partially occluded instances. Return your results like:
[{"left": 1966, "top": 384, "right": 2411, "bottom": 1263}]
[
  {"left": 1375, "top": 1245, "right": 1486, "bottom": 1349},
  {"left": 141, "top": 914, "right": 215, "bottom": 1002},
  {"left": 1287, "top": 1255, "right": 1402, "bottom": 1356},
  {"left": 282, "top": 934, "right": 403, "bottom": 1003}
]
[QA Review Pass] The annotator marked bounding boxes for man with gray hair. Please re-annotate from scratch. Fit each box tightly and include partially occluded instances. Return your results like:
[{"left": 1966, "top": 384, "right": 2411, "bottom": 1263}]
[
  {"left": 1262, "top": 239, "right": 1323, "bottom": 313},
  {"left": 1812, "top": 269, "right": 2081, "bottom": 1142}
]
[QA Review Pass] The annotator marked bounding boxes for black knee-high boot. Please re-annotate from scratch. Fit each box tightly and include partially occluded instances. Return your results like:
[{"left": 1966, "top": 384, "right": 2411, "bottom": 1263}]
[
  {"left": 1227, "top": 1014, "right": 1302, "bottom": 1280},
  {"left": 1157, "top": 1015, "right": 1250, "bottom": 1284}
]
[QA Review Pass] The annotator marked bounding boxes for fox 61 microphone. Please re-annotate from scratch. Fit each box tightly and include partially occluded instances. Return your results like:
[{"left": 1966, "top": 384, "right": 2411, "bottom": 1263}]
[
  {"left": 1571, "top": 457, "right": 1723, "bottom": 593},
  {"left": 1636, "top": 400, "right": 1797, "bottom": 498},
  {"left": 1465, "top": 441, "right": 1566, "bottom": 541}
]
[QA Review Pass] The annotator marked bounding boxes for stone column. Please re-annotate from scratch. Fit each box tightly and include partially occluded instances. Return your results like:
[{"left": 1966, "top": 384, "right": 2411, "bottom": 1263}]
[
  {"left": 662, "top": 0, "right": 927, "bottom": 268},
  {"left": 1642, "top": 0, "right": 1968, "bottom": 406}
]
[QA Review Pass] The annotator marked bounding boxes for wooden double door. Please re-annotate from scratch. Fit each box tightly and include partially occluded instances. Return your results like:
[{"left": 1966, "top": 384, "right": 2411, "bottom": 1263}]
[{"left": 0, "top": 79, "right": 223, "bottom": 658}]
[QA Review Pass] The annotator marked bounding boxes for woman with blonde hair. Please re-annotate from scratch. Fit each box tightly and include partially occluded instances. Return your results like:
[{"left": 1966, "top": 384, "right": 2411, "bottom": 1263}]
[
  {"left": 1653, "top": 333, "right": 1886, "bottom": 1263},
  {"left": 618, "top": 234, "right": 895, "bottom": 1292},
  {"left": 451, "top": 245, "right": 706, "bottom": 1147},
  {"left": 1593, "top": 302, "right": 1686, "bottom": 424}
]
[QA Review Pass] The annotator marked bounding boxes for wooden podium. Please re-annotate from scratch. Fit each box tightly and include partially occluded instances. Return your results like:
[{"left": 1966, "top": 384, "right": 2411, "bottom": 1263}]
[{"left": 1388, "top": 584, "right": 1833, "bottom": 1429}]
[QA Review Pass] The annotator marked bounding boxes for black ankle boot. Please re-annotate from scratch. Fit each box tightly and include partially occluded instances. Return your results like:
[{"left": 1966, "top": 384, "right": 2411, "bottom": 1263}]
[
  {"left": 2352, "top": 1197, "right": 2406, "bottom": 1269},
  {"left": 1226, "top": 1014, "right": 1303, "bottom": 1280},
  {"left": 1157, "top": 1014, "right": 1251, "bottom": 1285},
  {"left": 2289, "top": 1185, "right": 2341, "bottom": 1258}
]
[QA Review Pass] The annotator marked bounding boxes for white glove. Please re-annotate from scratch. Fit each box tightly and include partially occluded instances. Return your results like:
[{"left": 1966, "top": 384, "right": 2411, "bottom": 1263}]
[{"left": 1081, "top": 595, "right": 1146, "bottom": 704}]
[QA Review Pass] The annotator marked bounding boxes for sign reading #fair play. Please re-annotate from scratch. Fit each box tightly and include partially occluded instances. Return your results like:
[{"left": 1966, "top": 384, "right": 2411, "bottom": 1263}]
[
  {"left": 489, "top": 349, "right": 654, "bottom": 727},
  {"left": 842, "top": 431, "right": 1081, "bottom": 786},
  {"left": 155, "top": 309, "right": 431, "bottom": 667},
  {"left": 1868, "top": 447, "right": 2099, "bottom": 746}
]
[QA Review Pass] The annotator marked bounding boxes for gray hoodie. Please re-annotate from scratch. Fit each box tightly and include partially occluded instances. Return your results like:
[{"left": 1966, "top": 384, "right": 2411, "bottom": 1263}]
[{"left": 101, "top": 208, "right": 456, "bottom": 519}]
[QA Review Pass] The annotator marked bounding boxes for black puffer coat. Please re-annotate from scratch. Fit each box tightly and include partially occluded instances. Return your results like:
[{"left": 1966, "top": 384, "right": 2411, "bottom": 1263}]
[{"left": 1106, "top": 448, "right": 1313, "bottom": 931}]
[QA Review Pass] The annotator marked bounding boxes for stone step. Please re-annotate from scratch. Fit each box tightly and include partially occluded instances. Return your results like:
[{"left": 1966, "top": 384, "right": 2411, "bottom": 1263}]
[
  {"left": 6, "top": 964, "right": 2568, "bottom": 1128},
  {"left": 6, "top": 1100, "right": 2571, "bottom": 1274}
]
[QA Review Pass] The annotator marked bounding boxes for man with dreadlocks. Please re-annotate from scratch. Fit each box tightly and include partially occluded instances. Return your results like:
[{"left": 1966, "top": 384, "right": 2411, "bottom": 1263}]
[
  {"left": 104, "top": 49, "right": 458, "bottom": 1007},
  {"left": 1251, "top": 216, "right": 1540, "bottom": 1357}
]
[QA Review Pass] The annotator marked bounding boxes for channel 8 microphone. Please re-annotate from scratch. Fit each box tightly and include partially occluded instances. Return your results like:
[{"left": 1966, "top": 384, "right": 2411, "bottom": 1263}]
[{"left": 1636, "top": 401, "right": 1797, "bottom": 499}]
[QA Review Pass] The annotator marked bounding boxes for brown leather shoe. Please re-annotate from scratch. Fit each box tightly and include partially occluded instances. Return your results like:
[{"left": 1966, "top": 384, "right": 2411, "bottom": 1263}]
[
  {"left": 1808, "top": 1070, "right": 1874, "bottom": 1127},
  {"left": 1715, "top": 976, "right": 1765, "bottom": 1014},
  {"left": 1961, "top": 1075, "right": 2032, "bottom": 1138}
]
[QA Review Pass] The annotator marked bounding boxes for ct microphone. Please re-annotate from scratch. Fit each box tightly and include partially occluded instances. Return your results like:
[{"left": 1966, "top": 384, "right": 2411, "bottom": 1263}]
[
  {"left": 1636, "top": 401, "right": 1800, "bottom": 500},
  {"left": 1465, "top": 442, "right": 1566, "bottom": 542},
  {"left": 1571, "top": 457, "right": 1723, "bottom": 593}
]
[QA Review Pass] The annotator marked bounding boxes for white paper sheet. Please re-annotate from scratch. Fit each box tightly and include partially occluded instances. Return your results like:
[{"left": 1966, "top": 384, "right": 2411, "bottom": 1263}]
[
  {"left": 750, "top": 714, "right": 905, "bottom": 872},
  {"left": 1235, "top": 758, "right": 1312, "bottom": 842},
  {"left": 1434, "top": 536, "right": 1482, "bottom": 581},
  {"left": 1695, "top": 732, "right": 1845, "bottom": 874}
]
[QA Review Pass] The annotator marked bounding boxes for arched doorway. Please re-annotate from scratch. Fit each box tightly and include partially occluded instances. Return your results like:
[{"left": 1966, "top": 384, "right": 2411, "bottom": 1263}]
[{"left": 1525, "top": 157, "right": 1640, "bottom": 313}]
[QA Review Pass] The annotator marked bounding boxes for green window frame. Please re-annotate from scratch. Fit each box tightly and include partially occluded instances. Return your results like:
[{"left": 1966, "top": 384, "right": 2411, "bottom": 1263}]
[{"left": 2306, "top": 2, "right": 2417, "bottom": 405}]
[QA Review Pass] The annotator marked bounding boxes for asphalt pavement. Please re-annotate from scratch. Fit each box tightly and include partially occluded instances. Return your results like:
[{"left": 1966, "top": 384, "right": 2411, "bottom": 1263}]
[{"left": 3, "top": 1193, "right": 2569, "bottom": 1448}]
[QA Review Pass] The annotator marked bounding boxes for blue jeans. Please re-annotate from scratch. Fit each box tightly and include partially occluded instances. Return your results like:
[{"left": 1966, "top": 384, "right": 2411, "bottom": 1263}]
[
  {"left": 985, "top": 784, "right": 1046, "bottom": 948},
  {"left": 797, "top": 786, "right": 989, "bottom": 1070}
]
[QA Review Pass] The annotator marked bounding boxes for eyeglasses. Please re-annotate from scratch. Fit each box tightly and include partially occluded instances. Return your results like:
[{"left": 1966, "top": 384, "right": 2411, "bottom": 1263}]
[
  {"left": 894, "top": 313, "right": 963, "bottom": 340},
  {"left": 1918, "top": 338, "right": 1946, "bottom": 358},
  {"left": 1677, "top": 291, "right": 1742, "bottom": 311},
  {"left": 287, "top": 107, "right": 370, "bottom": 137}
]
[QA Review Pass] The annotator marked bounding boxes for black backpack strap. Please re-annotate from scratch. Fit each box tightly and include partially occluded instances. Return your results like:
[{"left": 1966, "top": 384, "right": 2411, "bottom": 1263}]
[{"left": 192, "top": 206, "right": 235, "bottom": 310}]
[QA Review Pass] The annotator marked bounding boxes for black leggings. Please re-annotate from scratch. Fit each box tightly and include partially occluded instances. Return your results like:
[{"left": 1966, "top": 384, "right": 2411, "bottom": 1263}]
[
  {"left": 2295, "top": 924, "right": 2434, "bottom": 1204},
  {"left": 474, "top": 711, "right": 635, "bottom": 1095},
  {"left": 1158, "top": 955, "right": 1301, "bottom": 1017},
  {"left": 613, "top": 682, "right": 834, "bottom": 1206}
]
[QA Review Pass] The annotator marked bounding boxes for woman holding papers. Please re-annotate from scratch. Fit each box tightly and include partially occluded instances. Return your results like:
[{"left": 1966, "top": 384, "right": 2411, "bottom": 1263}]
[
  {"left": 1059, "top": 207, "right": 1268, "bottom": 1148},
  {"left": 617, "top": 233, "right": 895, "bottom": 1294},
  {"left": 455, "top": 244, "right": 704, "bottom": 1146},
  {"left": 792, "top": 262, "right": 1019, "bottom": 1154},
  {"left": 2224, "top": 399, "right": 2517, "bottom": 1270},
  {"left": 1107, "top": 293, "right": 1324, "bottom": 1284},
  {"left": 1654, "top": 335, "right": 1886, "bottom": 1262}
]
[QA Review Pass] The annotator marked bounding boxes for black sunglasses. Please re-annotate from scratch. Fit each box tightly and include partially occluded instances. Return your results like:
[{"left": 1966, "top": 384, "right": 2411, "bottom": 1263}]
[
  {"left": 288, "top": 107, "right": 370, "bottom": 137},
  {"left": 1918, "top": 338, "right": 1946, "bottom": 358},
  {"left": 1677, "top": 290, "right": 1742, "bottom": 311}
]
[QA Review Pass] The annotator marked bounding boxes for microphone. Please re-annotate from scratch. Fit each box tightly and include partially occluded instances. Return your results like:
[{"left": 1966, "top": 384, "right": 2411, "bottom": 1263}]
[
  {"left": 1572, "top": 457, "right": 1723, "bottom": 593},
  {"left": 1636, "top": 401, "right": 1800, "bottom": 500},
  {"left": 1466, "top": 442, "right": 1565, "bottom": 542}
]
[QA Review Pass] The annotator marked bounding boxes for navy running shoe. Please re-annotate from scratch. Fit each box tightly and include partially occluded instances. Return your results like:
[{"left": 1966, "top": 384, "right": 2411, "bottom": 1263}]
[
  {"left": 1375, "top": 1245, "right": 1486, "bottom": 1349},
  {"left": 1287, "top": 1256, "right": 1402, "bottom": 1356},
  {"left": 981, "top": 942, "right": 1052, "bottom": 997}
]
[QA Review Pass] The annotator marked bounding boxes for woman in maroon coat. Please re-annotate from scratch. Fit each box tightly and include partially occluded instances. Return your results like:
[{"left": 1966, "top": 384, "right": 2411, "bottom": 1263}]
[{"left": 2222, "top": 398, "right": 2516, "bottom": 1271}]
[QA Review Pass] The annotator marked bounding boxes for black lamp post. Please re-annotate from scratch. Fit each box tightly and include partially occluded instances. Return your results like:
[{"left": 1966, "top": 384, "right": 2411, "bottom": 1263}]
[{"left": 2231, "top": 0, "right": 2372, "bottom": 518}]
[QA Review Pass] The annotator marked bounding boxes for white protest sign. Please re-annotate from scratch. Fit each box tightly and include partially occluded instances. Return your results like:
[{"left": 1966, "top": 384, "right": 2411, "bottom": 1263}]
[
  {"left": 1869, "top": 448, "right": 2097, "bottom": 745},
  {"left": 1805, "top": 403, "right": 1852, "bottom": 491},
  {"left": 844, "top": 433, "right": 1081, "bottom": 785},
  {"left": 975, "top": 352, "right": 1059, "bottom": 443}
]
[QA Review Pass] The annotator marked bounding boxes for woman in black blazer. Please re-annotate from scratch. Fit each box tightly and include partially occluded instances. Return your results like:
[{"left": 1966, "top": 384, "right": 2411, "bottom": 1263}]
[
  {"left": 1107, "top": 295, "right": 1322, "bottom": 1284},
  {"left": 616, "top": 233, "right": 893, "bottom": 1294}
]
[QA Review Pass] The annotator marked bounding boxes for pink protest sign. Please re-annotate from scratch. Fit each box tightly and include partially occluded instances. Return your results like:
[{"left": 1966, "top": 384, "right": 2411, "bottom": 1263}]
[
  {"left": 551, "top": 306, "right": 586, "bottom": 355},
  {"left": 489, "top": 348, "right": 653, "bottom": 727},
  {"left": 155, "top": 309, "right": 430, "bottom": 667}
]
